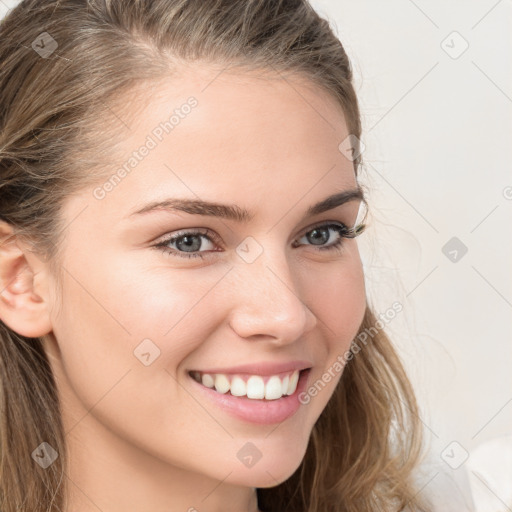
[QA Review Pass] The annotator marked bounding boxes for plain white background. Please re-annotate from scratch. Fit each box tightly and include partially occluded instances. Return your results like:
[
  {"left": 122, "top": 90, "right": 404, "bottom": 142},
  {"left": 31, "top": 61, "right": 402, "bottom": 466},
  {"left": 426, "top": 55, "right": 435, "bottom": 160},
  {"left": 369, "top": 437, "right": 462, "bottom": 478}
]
[{"left": 1, "top": 0, "right": 511, "bottom": 509}]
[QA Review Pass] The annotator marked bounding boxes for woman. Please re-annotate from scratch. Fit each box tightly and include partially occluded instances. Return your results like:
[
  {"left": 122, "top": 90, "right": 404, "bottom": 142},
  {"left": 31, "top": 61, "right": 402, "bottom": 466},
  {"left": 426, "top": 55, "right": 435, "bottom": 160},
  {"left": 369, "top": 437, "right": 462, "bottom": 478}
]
[{"left": 0, "top": 1, "right": 428, "bottom": 511}]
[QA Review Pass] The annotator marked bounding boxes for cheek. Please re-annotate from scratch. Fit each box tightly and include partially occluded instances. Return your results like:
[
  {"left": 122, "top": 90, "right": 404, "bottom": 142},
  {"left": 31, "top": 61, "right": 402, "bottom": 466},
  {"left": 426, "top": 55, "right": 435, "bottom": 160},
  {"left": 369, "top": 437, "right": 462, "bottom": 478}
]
[
  {"left": 297, "top": 252, "right": 365, "bottom": 412},
  {"left": 50, "top": 257, "right": 226, "bottom": 410},
  {"left": 49, "top": 272, "right": 139, "bottom": 413},
  {"left": 90, "top": 251, "right": 229, "bottom": 339},
  {"left": 308, "top": 248, "right": 366, "bottom": 350},
  {"left": 50, "top": 270, "right": 220, "bottom": 469}
]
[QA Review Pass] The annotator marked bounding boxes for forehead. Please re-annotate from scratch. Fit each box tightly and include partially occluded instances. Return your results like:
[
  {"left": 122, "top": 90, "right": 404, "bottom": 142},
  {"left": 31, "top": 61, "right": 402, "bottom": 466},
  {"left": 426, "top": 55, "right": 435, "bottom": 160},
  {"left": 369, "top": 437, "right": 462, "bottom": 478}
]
[
  {"left": 67, "top": 65, "right": 358, "bottom": 224},
  {"left": 123, "top": 63, "right": 351, "bottom": 161}
]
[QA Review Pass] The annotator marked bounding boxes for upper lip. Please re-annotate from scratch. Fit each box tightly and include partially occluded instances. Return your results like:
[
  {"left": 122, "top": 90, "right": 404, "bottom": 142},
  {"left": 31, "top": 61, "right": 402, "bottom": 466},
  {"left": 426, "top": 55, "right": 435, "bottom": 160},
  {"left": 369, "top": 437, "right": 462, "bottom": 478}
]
[{"left": 189, "top": 360, "right": 313, "bottom": 376}]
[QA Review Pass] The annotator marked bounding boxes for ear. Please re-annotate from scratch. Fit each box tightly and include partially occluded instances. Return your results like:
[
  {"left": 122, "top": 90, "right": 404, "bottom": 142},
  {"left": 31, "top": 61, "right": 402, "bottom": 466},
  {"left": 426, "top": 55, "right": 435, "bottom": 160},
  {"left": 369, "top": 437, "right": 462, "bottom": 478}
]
[{"left": 0, "top": 220, "right": 53, "bottom": 338}]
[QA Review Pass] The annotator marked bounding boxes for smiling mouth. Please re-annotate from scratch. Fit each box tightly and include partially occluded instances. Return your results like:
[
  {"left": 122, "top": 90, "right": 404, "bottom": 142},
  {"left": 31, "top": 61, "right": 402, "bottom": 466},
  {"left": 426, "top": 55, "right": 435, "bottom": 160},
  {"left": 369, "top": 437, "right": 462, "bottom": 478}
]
[{"left": 188, "top": 368, "right": 310, "bottom": 401}]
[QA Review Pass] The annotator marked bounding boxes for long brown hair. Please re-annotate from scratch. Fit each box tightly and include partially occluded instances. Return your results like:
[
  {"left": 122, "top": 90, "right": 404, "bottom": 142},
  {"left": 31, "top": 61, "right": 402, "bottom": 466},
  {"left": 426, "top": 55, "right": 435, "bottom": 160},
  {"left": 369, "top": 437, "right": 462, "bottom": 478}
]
[{"left": 0, "top": 1, "right": 428, "bottom": 510}]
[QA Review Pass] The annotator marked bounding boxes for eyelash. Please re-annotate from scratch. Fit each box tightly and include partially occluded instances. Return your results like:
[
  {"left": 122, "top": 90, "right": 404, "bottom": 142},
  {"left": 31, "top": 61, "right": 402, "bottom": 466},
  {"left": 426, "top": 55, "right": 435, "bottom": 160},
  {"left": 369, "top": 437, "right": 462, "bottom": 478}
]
[{"left": 152, "top": 222, "right": 366, "bottom": 260}]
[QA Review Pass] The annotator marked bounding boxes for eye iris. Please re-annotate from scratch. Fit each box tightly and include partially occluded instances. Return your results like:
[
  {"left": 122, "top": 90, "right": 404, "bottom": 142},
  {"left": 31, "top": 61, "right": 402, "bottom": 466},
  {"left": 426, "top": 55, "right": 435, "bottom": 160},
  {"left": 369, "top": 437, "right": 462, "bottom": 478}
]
[
  {"left": 307, "top": 227, "right": 330, "bottom": 245},
  {"left": 176, "top": 235, "right": 202, "bottom": 252}
]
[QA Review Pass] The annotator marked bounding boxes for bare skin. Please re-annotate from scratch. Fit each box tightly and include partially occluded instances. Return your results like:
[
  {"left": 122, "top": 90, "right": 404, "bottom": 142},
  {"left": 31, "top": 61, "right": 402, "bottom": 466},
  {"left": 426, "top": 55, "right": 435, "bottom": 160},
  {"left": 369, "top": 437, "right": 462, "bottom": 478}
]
[{"left": 0, "top": 64, "right": 367, "bottom": 512}]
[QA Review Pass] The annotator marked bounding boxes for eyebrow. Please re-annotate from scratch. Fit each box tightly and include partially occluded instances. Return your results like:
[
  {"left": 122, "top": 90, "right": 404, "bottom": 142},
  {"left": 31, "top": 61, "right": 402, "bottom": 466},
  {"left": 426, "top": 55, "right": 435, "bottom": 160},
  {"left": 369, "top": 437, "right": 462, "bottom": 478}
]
[{"left": 127, "top": 187, "right": 365, "bottom": 223}]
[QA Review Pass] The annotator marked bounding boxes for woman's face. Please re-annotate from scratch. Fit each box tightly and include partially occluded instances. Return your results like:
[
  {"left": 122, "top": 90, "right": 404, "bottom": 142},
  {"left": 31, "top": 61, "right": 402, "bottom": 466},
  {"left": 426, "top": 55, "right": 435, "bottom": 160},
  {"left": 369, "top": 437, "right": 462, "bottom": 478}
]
[{"left": 41, "top": 65, "right": 367, "bottom": 496}]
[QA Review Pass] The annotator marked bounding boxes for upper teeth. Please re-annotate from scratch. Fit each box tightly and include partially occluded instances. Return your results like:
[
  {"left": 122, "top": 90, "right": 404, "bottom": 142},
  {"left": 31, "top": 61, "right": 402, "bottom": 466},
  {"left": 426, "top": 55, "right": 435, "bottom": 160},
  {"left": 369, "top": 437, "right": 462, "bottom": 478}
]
[{"left": 190, "top": 370, "right": 301, "bottom": 400}]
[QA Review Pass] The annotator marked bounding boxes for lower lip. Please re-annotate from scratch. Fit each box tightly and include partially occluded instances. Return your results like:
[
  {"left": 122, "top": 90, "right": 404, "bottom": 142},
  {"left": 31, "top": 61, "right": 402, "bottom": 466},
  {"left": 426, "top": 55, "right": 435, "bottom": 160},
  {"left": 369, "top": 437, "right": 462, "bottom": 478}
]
[{"left": 188, "top": 369, "right": 311, "bottom": 425}]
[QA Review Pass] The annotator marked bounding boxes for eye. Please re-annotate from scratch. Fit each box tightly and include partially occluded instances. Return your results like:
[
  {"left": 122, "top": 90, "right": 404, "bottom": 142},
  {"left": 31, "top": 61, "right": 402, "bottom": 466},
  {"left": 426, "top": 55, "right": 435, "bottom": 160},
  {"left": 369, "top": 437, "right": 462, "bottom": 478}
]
[
  {"left": 292, "top": 222, "right": 365, "bottom": 253},
  {"left": 153, "top": 228, "right": 219, "bottom": 260},
  {"left": 152, "top": 222, "right": 366, "bottom": 260}
]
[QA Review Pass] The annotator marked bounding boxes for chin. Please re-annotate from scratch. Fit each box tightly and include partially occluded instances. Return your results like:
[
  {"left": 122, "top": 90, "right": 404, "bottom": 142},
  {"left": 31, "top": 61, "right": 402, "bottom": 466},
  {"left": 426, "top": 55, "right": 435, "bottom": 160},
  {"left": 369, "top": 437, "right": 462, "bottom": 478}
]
[{"left": 227, "top": 454, "right": 304, "bottom": 489}]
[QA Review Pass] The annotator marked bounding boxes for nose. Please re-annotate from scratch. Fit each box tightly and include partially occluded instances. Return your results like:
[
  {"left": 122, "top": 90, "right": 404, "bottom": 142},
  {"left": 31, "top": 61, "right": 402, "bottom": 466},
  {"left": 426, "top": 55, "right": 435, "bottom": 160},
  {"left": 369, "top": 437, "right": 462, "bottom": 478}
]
[{"left": 227, "top": 248, "right": 317, "bottom": 346}]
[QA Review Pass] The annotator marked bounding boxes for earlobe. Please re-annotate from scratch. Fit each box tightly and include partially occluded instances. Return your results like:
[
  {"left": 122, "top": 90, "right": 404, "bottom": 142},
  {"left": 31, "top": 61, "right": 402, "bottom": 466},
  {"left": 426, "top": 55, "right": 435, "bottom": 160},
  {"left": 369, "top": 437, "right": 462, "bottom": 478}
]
[{"left": 0, "top": 220, "right": 53, "bottom": 338}]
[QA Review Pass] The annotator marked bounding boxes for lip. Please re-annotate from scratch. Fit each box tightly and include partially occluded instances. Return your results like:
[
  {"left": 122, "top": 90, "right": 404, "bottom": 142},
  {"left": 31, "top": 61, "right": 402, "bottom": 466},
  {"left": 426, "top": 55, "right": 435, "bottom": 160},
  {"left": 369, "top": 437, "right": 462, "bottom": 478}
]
[
  {"left": 188, "top": 368, "right": 312, "bottom": 425},
  {"left": 188, "top": 360, "right": 313, "bottom": 376}
]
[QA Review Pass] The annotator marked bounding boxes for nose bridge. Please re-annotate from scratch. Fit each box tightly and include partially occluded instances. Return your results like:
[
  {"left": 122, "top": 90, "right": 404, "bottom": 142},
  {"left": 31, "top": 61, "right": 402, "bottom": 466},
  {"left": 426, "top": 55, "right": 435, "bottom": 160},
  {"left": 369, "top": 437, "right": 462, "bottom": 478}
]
[{"left": 227, "top": 242, "right": 316, "bottom": 343}]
